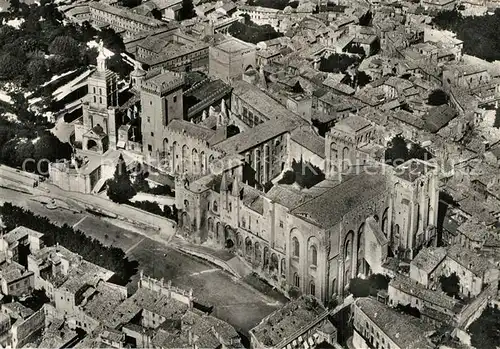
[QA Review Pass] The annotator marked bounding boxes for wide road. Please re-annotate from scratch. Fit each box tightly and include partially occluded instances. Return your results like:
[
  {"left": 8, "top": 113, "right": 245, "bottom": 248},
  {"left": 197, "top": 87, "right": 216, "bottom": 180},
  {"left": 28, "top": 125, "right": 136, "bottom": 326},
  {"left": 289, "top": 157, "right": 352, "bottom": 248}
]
[{"left": 0, "top": 185, "right": 284, "bottom": 335}]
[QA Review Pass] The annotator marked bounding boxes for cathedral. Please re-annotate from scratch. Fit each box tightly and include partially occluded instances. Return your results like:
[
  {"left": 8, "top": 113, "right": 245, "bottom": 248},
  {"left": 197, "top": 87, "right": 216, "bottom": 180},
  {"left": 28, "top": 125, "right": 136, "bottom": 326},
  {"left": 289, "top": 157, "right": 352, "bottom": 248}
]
[{"left": 74, "top": 43, "right": 119, "bottom": 154}]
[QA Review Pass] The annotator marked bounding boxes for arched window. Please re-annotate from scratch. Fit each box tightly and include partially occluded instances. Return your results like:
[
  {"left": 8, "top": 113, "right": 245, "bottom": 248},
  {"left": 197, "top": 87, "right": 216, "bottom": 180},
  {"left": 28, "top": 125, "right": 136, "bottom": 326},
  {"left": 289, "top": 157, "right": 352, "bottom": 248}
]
[
  {"left": 228, "top": 202, "right": 232, "bottom": 212},
  {"left": 310, "top": 282, "right": 315, "bottom": 296},
  {"left": 208, "top": 218, "right": 214, "bottom": 232},
  {"left": 310, "top": 245, "right": 317, "bottom": 266},
  {"left": 213, "top": 201, "right": 218, "bottom": 212},
  {"left": 241, "top": 216, "right": 246, "bottom": 228},
  {"left": 281, "top": 258, "right": 286, "bottom": 276},
  {"left": 294, "top": 273, "right": 300, "bottom": 287},
  {"left": 292, "top": 237, "right": 300, "bottom": 257}
]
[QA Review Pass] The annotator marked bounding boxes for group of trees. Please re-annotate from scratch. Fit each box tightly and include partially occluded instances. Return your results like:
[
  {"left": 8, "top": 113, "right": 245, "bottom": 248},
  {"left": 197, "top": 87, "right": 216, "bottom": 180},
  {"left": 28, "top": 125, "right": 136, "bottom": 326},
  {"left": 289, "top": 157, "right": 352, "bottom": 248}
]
[
  {"left": 348, "top": 274, "right": 391, "bottom": 298},
  {"left": 385, "top": 135, "right": 433, "bottom": 166},
  {"left": 247, "top": 0, "right": 298, "bottom": 10},
  {"left": 0, "top": 202, "right": 138, "bottom": 284},
  {"left": 0, "top": 1, "right": 130, "bottom": 88},
  {"left": 106, "top": 155, "right": 178, "bottom": 222},
  {"left": 428, "top": 89, "right": 449, "bottom": 106},
  {"left": 278, "top": 159, "right": 325, "bottom": 189},
  {"left": 433, "top": 9, "right": 500, "bottom": 61},
  {"left": 319, "top": 53, "right": 361, "bottom": 74},
  {"left": 0, "top": 1, "right": 133, "bottom": 174},
  {"left": 228, "top": 14, "right": 283, "bottom": 44},
  {"left": 439, "top": 272, "right": 460, "bottom": 298}
]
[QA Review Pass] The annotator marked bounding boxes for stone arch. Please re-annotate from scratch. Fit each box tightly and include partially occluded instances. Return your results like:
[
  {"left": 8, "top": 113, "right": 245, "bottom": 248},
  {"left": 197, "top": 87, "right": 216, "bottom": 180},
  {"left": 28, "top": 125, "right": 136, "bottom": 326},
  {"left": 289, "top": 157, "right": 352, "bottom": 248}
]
[
  {"left": 310, "top": 281, "right": 316, "bottom": 296},
  {"left": 330, "top": 141, "right": 338, "bottom": 173},
  {"left": 293, "top": 272, "right": 300, "bottom": 287},
  {"left": 182, "top": 145, "right": 189, "bottom": 173},
  {"left": 200, "top": 151, "right": 206, "bottom": 174},
  {"left": 393, "top": 224, "right": 400, "bottom": 250},
  {"left": 208, "top": 217, "right": 214, "bottom": 233},
  {"left": 342, "top": 146, "right": 350, "bottom": 171},
  {"left": 343, "top": 230, "right": 354, "bottom": 289},
  {"left": 236, "top": 232, "right": 243, "bottom": 250},
  {"left": 224, "top": 225, "right": 235, "bottom": 248},
  {"left": 181, "top": 212, "right": 190, "bottom": 230},
  {"left": 192, "top": 148, "right": 198, "bottom": 174},
  {"left": 381, "top": 207, "right": 389, "bottom": 236},
  {"left": 292, "top": 236, "right": 300, "bottom": 257},
  {"left": 270, "top": 253, "right": 279, "bottom": 273},
  {"left": 254, "top": 242, "right": 262, "bottom": 266},
  {"left": 87, "top": 139, "right": 98, "bottom": 151},
  {"left": 309, "top": 245, "right": 318, "bottom": 266},
  {"left": 281, "top": 258, "right": 286, "bottom": 276},
  {"left": 245, "top": 237, "right": 253, "bottom": 259},
  {"left": 263, "top": 246, "right": 269, "bottom": 268},
  {"left": 357, "top": 223, "right": 366, "bottom": 275},
  {"left": 163, "top": 138, "right": 168, "bottom": 154},
  {"left": 172, "top": 141, "right": 178, "bottom": 172},
  {"left": 215, "top": 222, "right": 221, "bottom": 241}
]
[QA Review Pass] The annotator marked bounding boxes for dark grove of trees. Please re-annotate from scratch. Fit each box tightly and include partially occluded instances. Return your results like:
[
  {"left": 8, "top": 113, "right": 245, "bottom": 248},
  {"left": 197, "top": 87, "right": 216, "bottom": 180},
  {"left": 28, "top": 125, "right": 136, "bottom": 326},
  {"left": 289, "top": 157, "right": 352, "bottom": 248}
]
[
  {"left": 427, "top": 89, "right": 449, "bottom": 106},
  {"left": 247, "top": 0, "right": 299, "bottom": 10},
  {"left": 319, "top": 53, "right": 361, "bottom": 74},
  {"left": 228, "top": 15, "right": 283, "bottom": 44},
  {"left": 439, "top": 272, "right": 460, "bottom": 298},
  {"left": 469, "top": 306, "right": 500, "bottom": 349},
  {"left": 385, "top": 135, "right": 433, "bottom": 166},
  {"left": 348, "top": 274, "right": 391, "bottom": 298},
  {"left": 278, "top": 159, "right": 325, "bottom": 189},
  {"left": 107, "top": 154, "right": 137, "bottom": 204},
  {"left": 180, "top": 0, "right": 194, "bottom": 20},
  {"left": 0, "top": 202, "right": 138, "bottom": 284},
  {"left": 433, "top": 9, "right": 500, "bottom": 61}
]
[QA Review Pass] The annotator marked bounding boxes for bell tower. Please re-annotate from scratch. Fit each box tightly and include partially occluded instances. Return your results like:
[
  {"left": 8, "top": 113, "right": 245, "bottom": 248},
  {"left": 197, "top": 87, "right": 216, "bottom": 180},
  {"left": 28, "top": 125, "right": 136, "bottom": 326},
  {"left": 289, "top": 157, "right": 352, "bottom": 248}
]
[{"left": 389, "top": 159, "right": 439, "bottom": 259}]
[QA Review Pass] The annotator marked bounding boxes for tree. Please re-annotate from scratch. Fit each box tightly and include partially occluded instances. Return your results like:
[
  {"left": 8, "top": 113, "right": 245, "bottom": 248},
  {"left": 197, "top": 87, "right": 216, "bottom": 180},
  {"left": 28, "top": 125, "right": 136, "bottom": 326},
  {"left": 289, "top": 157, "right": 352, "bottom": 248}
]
[
  {"left": 133, "top": 166, "right": 150, "bottom": 193},
  {"left": 180, "top": 0, "right": 194, "bottom": 20},
  {"left": 319, "top": 53, "right": 360, "bottom": 73},
  {"left": 469, "top": 307, "right": 500, "bottom": 349},
  {"left": 107, "top": 154, "right": 136, "bottom": 204},
  {"left": 107, "top": 55, "right": 133, "bottom": 79},
  {"left": 494, "top": 108, "right": 500, "bottom": 128},
  {"left": 228, "top": 20, "right": 283, "bottom": 44},
  {"left": 48, "top": 35, "right": 81, "bottom": 60},
  {"left": 368, "top": 273, "right": 390, "bottom": 290},
  {"left": 0, "top": 54, "right": 24, "bottom": 81},
  {"left": 439, "top": 272, "right": 460, "bottom": 298},
  {"left": 428, "top": 89, "right": 449, "bottom": 106},
  {"left": 396, "top": 304, "right": 421, "bottom": 318},
  {"left": 120, "top": 0, "right": 141, "bottom": 7},
  {"left": 26, "top": 59, "right": 49, "bottom": 87},
  {"left": 348, "top": 278, "right": 371, "bottom": 298},
  {"left": 151, "top": 8, "right": 163, "bottom": 20},
  {"left": 385, "top": 135, "right": 408, "bottom": 166},
  {"left": 33, "top": 132, "right": 73, "bottom": 174},
  {"left": 288, "top": 286, "right": 301, "bottom": 299},
  {"left": 98, "top": 28, "right": 125, "bottom": 53}
]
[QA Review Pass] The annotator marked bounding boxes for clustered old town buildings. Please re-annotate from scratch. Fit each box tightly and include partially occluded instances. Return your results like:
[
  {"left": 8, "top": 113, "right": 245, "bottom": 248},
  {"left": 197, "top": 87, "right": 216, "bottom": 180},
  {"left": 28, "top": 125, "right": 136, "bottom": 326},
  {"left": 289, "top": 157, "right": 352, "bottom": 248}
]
[{"left": 1, "top": 0, "right": 500, "bottom": 348}]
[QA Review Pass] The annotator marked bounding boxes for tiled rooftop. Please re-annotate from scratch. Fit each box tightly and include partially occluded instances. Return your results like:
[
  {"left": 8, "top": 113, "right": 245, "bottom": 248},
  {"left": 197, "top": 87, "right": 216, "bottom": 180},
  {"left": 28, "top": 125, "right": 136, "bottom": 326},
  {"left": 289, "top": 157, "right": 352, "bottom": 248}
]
[
  {"left": 354, "top": 297, "right": 435, "bottom": 349},
  {"left": 290, "top": 171, "right": 387, "bottom": 229},
  {"left": 251, "top": 296, "right": 326, "bottom": 347},
  {"left": 411, "top": 247, "right": 447, "bottom": 274},
  {"left": 390, "top": 274, "right": 460, "bottom": 311}
]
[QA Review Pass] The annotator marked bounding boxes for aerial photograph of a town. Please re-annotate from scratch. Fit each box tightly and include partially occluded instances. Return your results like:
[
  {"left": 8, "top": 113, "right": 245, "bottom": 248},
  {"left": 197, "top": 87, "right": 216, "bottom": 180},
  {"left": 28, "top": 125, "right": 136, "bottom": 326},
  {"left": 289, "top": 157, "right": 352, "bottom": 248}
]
[{"left": 0, "top": 0, "right": 500, "bottom": 347}]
